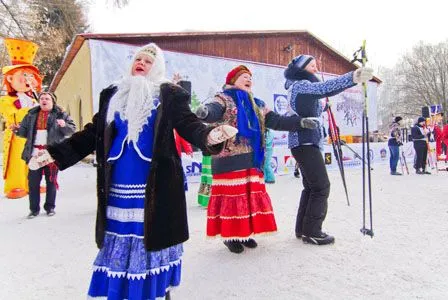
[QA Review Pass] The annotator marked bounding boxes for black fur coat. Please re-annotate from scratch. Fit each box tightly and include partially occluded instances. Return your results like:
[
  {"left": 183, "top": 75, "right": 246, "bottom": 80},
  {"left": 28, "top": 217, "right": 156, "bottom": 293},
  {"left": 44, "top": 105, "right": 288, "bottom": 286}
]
[{"left": 47, "top": 82, "right": 222, "bottom": 251}]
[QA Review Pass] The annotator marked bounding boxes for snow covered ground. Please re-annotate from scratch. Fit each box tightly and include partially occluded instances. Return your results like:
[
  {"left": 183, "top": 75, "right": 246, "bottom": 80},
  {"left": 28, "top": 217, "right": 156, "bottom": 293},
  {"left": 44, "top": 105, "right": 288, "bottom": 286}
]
[{"left": 1, "top": 162, "right": 447, "bottom": 299}]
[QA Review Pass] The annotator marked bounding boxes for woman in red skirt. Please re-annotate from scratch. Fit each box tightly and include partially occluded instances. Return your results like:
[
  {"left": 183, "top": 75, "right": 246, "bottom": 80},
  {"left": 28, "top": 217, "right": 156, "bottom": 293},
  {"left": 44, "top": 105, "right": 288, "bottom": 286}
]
[{"left": 196, "top": 65, "right": 319, "bottom": 253}]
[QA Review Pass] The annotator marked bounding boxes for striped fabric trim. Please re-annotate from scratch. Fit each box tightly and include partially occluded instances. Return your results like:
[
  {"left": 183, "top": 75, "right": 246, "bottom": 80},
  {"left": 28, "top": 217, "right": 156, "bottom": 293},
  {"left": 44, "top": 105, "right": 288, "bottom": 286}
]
[
  {"left": 104, "top": 231, "right": 144, "bottom": 239},
  {"left": 88, "top": 294, "right": 168, "bottom": 300},
  {"left": 211, "top": 191, "right": 263, "bottom": 197},
  {"left": 109, "top": 188, "right": 145, "bottom": 195},
  {"left": 111, "top": 183, "right": 146, "bottom": 189},
  {"left": 92, "top": 259, "right": 182, "bottom": 279},
  {"left": 108, "top": 184, "right": 147, "bottom": 199},
  {"left": 212, "top": 176, "right": 264, "bottom": 186},
  {"left": 109, "top": 194, "right": 145, "bottom": 199},
  {"left": 208, "top": 211, "right": 274, "bottom": 219},
  {"left": 106, "top": 206, "right": 144, "bottom": 223}
]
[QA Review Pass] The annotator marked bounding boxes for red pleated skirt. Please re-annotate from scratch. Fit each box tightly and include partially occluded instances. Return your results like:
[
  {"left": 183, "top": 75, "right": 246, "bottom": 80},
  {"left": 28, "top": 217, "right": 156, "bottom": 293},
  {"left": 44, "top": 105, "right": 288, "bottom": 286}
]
[{"left": 206, "top": 168, "right": 277, "bottom": 239}]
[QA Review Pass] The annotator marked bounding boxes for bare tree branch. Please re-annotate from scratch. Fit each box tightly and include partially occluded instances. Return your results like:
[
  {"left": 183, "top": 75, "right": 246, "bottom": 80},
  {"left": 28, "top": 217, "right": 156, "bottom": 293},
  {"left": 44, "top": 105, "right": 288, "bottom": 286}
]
[{"left": 0, "top": 0, "right": 28, "bottom": 38}]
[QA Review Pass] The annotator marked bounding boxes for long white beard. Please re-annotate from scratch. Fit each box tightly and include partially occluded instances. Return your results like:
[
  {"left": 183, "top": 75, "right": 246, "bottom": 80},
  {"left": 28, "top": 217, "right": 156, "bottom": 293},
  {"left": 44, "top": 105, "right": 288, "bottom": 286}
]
[{"left": 107, "top": 76, "right": 158, "bottom": 143}]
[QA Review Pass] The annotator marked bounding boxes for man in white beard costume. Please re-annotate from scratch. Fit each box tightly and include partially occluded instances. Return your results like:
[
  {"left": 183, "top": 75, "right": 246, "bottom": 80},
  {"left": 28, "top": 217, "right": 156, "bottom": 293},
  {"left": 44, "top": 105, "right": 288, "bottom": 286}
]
[{"left": 31, "top": 43, "right": 237, "bottom": 299}]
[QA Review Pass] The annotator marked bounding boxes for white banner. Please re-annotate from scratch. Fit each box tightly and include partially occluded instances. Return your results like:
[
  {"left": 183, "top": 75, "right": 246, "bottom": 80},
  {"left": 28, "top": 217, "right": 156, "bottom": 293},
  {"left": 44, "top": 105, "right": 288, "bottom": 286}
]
[
  {"left": 180, "top": 142, "right": 417, "bottom": 183},
  {"left": 88, "top": 39, "right": 381, "bottom": 182},
  {"left": 89, "top": 39, "right": 378, "bottom": 141}
]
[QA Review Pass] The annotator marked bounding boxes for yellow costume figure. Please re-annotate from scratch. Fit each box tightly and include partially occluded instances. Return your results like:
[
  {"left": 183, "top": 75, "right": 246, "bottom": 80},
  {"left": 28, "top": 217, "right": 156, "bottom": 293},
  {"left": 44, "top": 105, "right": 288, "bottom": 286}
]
[{"left": 0, "top": 38, "right": 42, "bottom": 199}]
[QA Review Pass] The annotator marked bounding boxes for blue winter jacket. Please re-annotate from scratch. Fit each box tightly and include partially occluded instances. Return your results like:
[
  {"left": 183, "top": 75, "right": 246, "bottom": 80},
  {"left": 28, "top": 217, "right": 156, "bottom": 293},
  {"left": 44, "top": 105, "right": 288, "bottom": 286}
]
[{"left": 287, "top": 72, "right": 356, "bottom": 148}]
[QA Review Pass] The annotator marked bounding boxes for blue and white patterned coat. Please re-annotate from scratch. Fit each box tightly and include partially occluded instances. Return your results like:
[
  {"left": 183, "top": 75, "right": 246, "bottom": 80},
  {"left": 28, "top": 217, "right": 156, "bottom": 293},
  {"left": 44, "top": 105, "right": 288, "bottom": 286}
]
[{"left": 287, "top": 72, "right": 356, "bottom": 148}]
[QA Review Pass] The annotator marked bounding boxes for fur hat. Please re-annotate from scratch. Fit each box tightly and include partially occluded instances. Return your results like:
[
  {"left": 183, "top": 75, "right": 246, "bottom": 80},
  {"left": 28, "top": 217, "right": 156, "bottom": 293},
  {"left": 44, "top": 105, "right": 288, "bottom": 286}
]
[
  {"left": 394, "top": 116, "right": 403, "bottom": 123},
  {"left": 226, "top": 65, "right": 252, "bottom": 85}
]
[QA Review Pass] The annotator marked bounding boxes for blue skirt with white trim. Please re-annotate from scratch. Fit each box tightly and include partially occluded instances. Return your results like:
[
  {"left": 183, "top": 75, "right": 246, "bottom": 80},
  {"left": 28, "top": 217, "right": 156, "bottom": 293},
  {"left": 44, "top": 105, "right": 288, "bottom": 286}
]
[{"left": 87, "top": 142, "right": 183, "bottom": 300}]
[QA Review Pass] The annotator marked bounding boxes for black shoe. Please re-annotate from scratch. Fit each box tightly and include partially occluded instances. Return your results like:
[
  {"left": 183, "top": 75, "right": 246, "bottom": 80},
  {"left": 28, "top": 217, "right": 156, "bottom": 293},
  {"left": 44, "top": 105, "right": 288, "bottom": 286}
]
[
  {"left": 416, "top": 170, "right": 424, "bottom": 174},
  {"left": 295, "top": 232, "right": 303, "bottom": 239},
  {"left": 46, "top": 209, "right": 56, "bottom": 216},
  {"left": 423, "top": 171, "right": 431, "bottom": 175},
  {"left": 241, "top": 238, "right": 258, "bottom": 248},
  {"left": 390, "top": 171, "right": 402, "bottom": 175},
  {"left": 223, "top": 240, "right": 244, "bottom": 253},
  {"left": 302, "top": 232, "right": 335, "bottom": 245},
  {"left": 265, "top": 181, "right": 275, "bottom": 184},
  {"left": 27, "top": 211, "right": 39, "bottom": 219}
]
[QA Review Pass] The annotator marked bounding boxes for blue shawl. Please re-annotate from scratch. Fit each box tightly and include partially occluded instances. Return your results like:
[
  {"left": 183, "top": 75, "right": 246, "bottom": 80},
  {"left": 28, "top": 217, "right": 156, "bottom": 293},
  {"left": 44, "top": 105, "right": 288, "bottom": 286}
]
[{"left": 223, "top": 88, "right": 265, "bottom": 168}]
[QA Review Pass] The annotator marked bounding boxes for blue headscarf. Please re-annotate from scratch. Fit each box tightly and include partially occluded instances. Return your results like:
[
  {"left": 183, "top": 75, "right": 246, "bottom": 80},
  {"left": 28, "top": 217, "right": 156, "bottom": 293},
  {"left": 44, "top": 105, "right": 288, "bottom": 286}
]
[{"left": 223, "top": 88, "right": 264, "bottom": 168}]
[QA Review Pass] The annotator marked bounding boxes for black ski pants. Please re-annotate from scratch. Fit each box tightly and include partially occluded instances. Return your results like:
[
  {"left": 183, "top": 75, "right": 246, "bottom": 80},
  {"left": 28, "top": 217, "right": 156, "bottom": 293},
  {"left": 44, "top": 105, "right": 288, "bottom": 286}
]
[
  {"left": 291, "top": 145, "right": 330, "bottom": 236},
  {"left": 413, "top": 141, "right": 428, "bottom": 171}
]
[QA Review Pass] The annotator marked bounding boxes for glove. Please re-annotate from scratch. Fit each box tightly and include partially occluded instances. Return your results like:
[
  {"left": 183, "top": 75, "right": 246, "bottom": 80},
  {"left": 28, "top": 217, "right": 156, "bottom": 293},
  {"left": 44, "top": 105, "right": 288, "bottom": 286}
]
[
  {"left": 195, "top": 105, "right": 208, "bottom": 119},
  {"left": 207, "top": 125, "right": 238, "bottom": 145},
  {"left": 353, "top": 67, "right": 374, "bottom": 83},
  {"left": 28, "top": 149, "right": 55, "bottom": 171},
  {"left": 300, "top": 117, "right": 320, "bottom": 129}
]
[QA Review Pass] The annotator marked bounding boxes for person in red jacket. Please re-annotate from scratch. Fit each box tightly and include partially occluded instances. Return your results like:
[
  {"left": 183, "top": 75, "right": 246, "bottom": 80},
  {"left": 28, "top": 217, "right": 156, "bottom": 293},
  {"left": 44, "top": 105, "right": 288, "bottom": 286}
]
[
  {"left": 442, "top": 121, "right": 448, "bottom": 158},
  {"left": 434, "top": 122, "right": 443, "bottom": 158}
]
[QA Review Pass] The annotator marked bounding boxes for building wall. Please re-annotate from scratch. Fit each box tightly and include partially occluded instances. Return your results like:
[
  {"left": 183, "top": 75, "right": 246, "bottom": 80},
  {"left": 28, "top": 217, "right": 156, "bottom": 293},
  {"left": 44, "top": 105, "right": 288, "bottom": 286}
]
[
  {"left": 54, "top": 41, "right": 92, "bottom": 129},
  {"left": 147, "top": 33, "right": 355, "bottom": 75}
]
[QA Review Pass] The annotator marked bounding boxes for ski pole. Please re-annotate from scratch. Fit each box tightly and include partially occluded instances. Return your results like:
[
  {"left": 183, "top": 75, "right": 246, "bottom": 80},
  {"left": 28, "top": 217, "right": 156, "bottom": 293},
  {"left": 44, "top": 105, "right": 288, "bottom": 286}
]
[
  {"left": 353, "top": 40, "right": 374, "bottom": 238},
  {"left": 318, "top": 56, "right": 350, "bottom": 206}
]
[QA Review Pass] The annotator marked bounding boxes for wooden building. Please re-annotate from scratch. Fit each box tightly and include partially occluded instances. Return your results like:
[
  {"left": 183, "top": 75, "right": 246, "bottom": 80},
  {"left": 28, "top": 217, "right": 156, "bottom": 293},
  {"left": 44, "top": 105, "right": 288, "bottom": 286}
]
[{"left": 50, "top": 30, "right": 379, "bottom": 128}]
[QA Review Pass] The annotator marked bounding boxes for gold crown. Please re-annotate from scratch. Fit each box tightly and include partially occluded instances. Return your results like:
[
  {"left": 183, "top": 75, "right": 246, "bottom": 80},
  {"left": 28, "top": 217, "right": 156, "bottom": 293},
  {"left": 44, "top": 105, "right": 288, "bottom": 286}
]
[
  {"left": 4, "top": 38, "right": 39, "bottom": 65},
  {"left": 138, "top": 45, "right": 157, "bottom": 58}
]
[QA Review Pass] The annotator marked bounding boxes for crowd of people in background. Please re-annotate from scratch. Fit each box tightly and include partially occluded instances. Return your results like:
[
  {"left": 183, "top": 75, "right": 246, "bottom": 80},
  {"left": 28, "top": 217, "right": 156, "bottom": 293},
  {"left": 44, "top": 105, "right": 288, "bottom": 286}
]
[{"left": 388, "top": 113, "right": 448, "bottom": 176}]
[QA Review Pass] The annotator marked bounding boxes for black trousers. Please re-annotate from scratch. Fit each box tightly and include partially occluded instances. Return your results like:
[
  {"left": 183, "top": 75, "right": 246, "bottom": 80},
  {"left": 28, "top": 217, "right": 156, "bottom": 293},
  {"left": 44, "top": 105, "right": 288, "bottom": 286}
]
[
  {"left": 291, "top": 146, "right": 330, "bottom": 236},
  {"left": 413, "top": 141, "right": 428, "bottom": 171},
  {"left": 28, "top": 165, "right": 57, "bottom": 213}
]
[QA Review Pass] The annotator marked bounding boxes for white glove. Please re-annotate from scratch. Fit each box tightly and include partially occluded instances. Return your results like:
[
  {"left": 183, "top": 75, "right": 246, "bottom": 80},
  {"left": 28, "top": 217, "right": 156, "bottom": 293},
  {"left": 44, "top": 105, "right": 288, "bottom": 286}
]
[
  {"left": 195, "top": 105, "right": 208, "bottom": 119},
  {"left": 300, "top": 117, "right": 320, "bottom": 129},
  {"left": 353, "top": 67, "right": 374, "bottom": 83},
  {"left": 28, "top": 149, "right": 55, "bottom": 170},
  {"left": 207, "top": 125, "right": 238, "bottom": 145}
]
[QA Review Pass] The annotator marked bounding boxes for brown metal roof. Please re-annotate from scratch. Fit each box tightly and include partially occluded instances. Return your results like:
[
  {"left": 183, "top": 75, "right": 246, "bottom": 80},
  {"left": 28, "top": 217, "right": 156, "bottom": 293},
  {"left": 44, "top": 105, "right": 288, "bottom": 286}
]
[{"left": 49, "top": 30, "right": 380, "bottom": 91}]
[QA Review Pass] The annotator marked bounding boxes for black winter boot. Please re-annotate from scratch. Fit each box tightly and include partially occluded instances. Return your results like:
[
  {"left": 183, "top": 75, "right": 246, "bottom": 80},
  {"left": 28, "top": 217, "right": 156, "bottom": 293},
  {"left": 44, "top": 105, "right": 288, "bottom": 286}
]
[
  {"left": 223, "top": 240, "right": 244, "bottom": 253},
  {"left": 302, "top": 232, "right": 335, "bottom": 245},
  {"left": 241, "top": 238, "right": 258, "bottom": 248}
]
